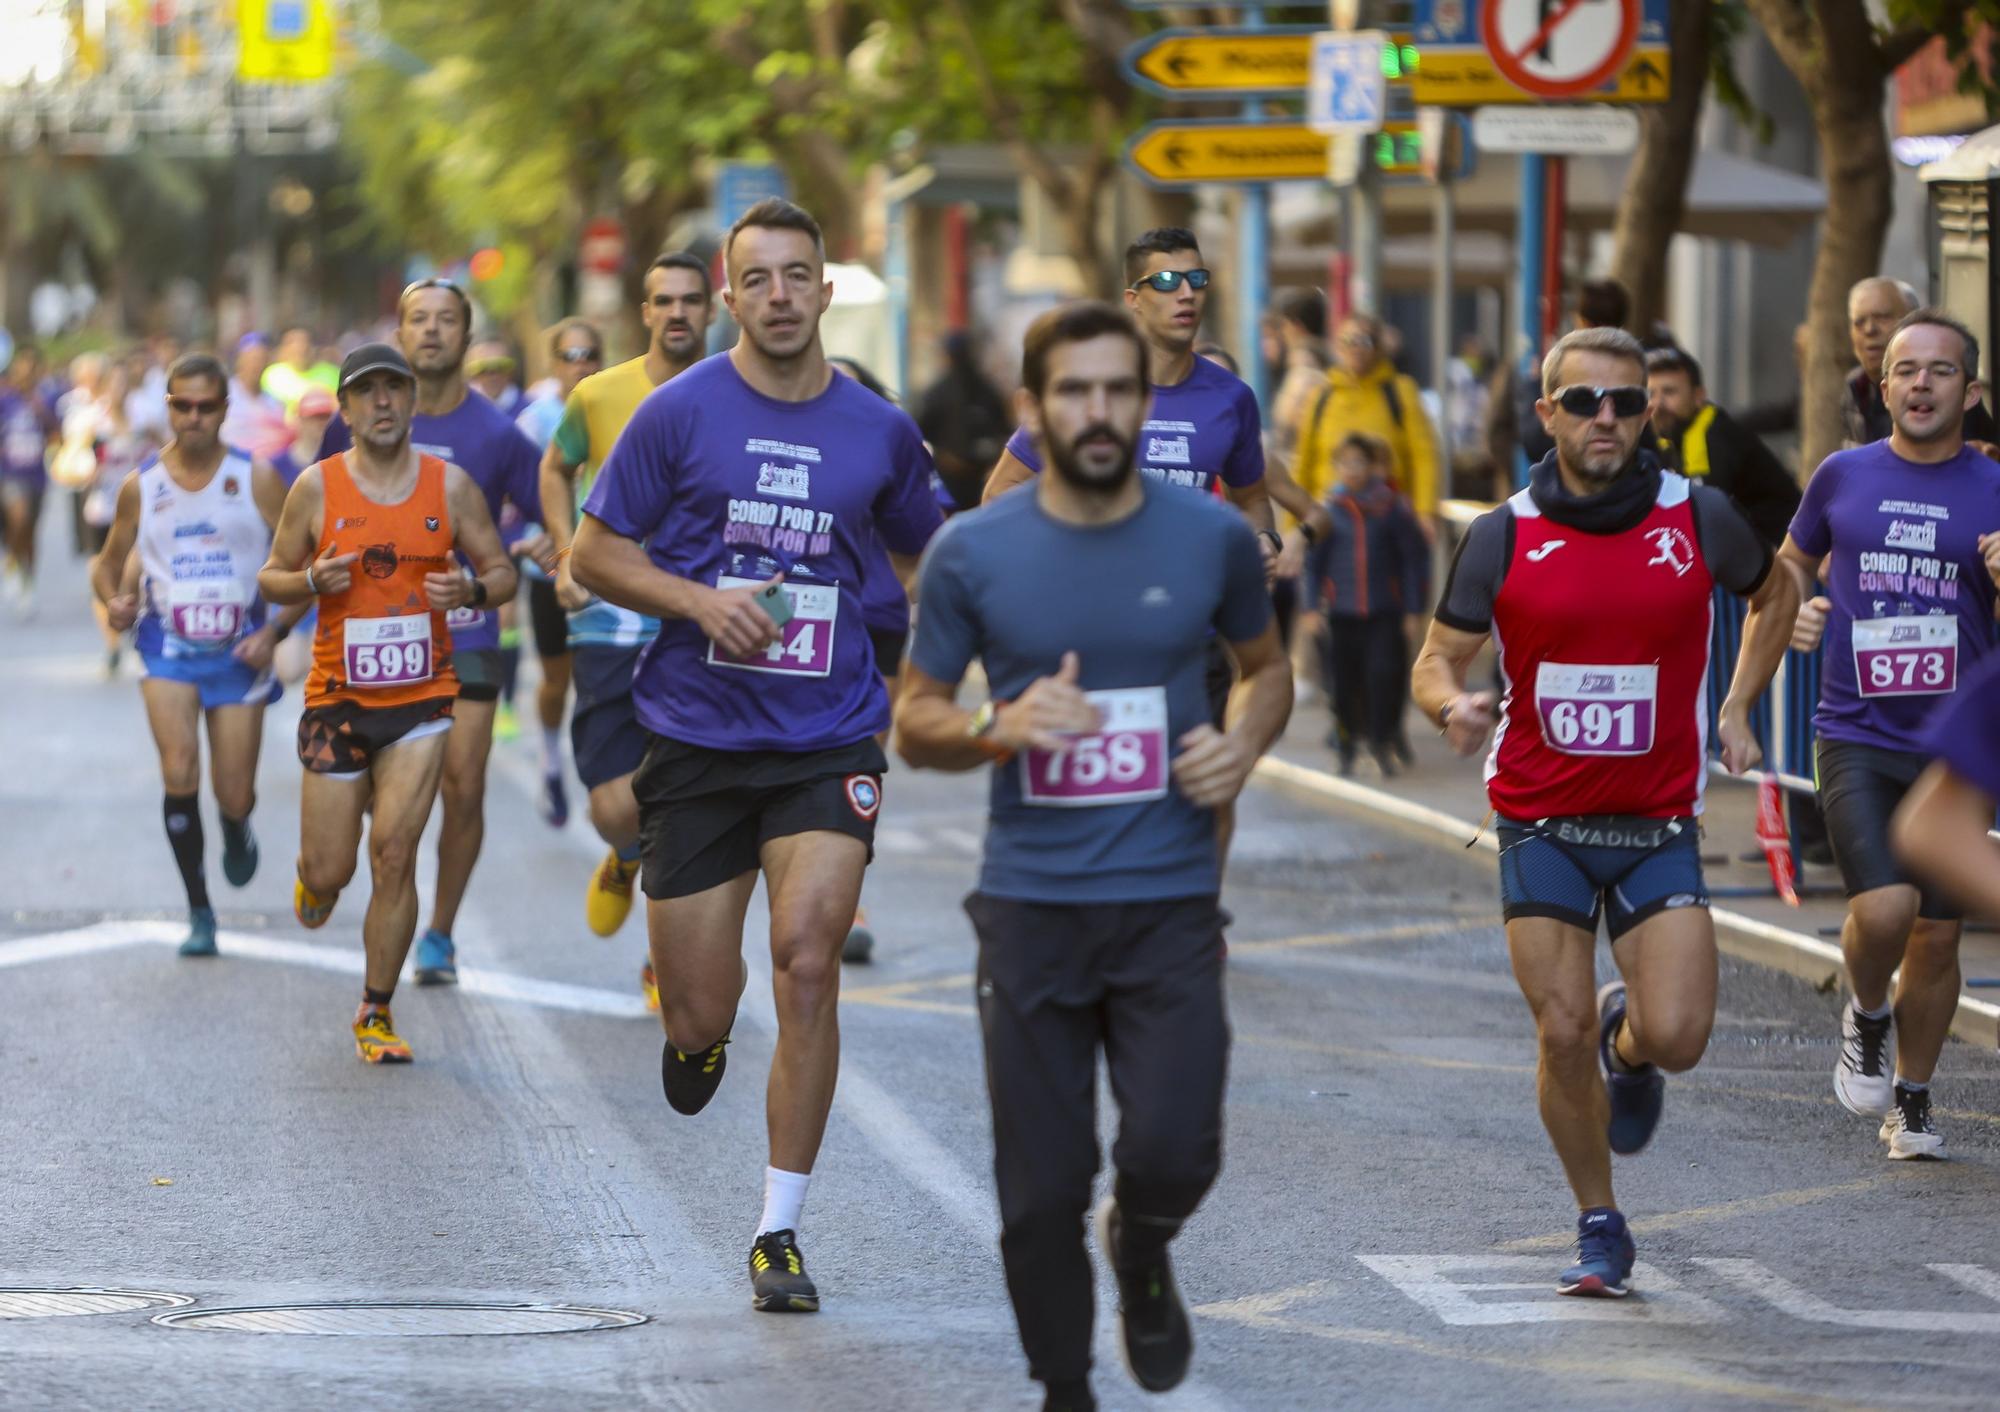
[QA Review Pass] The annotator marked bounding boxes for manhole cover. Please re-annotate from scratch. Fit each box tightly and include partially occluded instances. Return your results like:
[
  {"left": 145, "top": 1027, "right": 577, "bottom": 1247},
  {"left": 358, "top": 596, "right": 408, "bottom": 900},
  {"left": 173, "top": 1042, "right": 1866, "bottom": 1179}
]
[
  {"left": 0, "top": 1288, "right": 194, "bottom": 1319},
  {"left": 153, "top": 1301, "right": 648, "bottom": 1336}
]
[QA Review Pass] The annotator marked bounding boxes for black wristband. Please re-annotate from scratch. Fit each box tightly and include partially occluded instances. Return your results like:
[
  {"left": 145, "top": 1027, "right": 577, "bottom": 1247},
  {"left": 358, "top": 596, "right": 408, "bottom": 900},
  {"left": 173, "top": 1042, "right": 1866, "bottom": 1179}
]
[
  {"left": 469, "top": 576, "right": 489, "bottom": 608},
  {"left": 271, "top": 623, "right": 291, "bottom": 644},
  {"left": 1298, "top": 520, "right": 1318, "bottom": 545},
  {"left": 1258, "top": 528, "right": 1283, "bottom": 554}
]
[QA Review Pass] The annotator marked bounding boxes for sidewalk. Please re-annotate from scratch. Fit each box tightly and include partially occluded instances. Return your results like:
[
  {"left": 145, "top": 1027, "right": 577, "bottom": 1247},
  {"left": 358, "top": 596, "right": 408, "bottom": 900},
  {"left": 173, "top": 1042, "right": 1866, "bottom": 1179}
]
[{"left": 1252, "top": 686, "right": 2000, "bottom": 1049}]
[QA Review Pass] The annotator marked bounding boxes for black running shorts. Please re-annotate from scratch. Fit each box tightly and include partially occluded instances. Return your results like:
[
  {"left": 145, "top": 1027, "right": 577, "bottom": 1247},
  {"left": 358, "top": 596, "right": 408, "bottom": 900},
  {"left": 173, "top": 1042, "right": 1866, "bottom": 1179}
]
[
  {"left": 528, "top": 576, "right": 569, "bottom": 660},
  {"left": 298, "top": 697, "right": 455, "bottom": 778},
  {"left": 454, "top": 646, "right": 504, "bottom": 704},
  {"left": 1816, "top": 738, "right": 1961, "bottom": 921},
  {"left": 632, "top": 735, "right": 887, "bottom": 900}
]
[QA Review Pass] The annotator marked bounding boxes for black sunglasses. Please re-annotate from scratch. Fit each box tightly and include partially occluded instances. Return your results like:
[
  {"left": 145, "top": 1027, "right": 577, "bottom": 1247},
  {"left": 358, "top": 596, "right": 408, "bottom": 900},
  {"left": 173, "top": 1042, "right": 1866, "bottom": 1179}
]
[
  {"left": 556, "top": 346, "right": 602, "bottom": 364},
  {"left": 1130, "top": 268, "right": 1211, "bottom": 294},
  {"left": 1552, "top": 384, "right": 1649, "bottom": 419},
  {"left": 167, "top": 396, "right": 225, "bottom": 415}
]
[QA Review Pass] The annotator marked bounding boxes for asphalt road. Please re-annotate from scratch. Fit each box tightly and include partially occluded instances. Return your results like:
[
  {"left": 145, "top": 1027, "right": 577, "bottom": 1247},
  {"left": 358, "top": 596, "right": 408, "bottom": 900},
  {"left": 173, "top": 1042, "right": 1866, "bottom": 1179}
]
[{"left": 8, "top": 541, "right": 2000, "bottom": 1411}]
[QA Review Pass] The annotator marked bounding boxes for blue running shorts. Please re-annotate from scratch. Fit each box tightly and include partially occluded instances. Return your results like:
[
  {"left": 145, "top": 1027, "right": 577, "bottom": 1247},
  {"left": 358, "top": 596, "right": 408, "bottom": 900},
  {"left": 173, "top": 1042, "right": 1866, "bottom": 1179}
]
[
  {"left": 1496, "top": 815, "right": 1708, "bottom": 940},
  {"left": 140, "top": 648, "right": 281, "bottom": 710}
]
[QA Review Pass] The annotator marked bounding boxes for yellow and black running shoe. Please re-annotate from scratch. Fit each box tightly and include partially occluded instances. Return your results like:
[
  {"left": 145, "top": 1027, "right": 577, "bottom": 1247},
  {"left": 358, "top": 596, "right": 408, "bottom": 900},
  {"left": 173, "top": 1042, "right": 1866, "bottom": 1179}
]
[
  {"left": 660, "top": 1029, "right": 730, "bottom": 1115},
  {"left": 352, "top": 1002, "right": 413, "bottom": 1065},
  {"left": 585, "top": 850, "right": 641, "bottom": 937},
  {"left": 295, "top": 869, "right": 337, "bottom": 930},
  {"left": 748, "top": 1228, "right": 819, "bottom": 1313}
]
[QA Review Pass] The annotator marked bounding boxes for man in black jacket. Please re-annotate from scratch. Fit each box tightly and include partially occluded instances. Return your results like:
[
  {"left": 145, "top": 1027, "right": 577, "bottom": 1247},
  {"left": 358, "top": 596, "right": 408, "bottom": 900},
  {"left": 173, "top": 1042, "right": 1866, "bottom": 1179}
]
[{"left": 1646, "top": 347, "right": 1800, "bottom": 546}]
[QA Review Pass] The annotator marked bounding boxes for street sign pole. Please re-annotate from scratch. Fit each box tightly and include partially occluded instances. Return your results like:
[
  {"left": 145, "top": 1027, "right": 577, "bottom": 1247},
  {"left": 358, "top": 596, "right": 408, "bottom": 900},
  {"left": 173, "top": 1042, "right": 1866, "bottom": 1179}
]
[
  {"left": 1515, "top": 153, "right": 1545, "bottom": 488},
  {"left": 1432, "top": 171, "right": 1455, "bottom": 466},
  {"left": 1239, "top": 2, "right": 1270, "bottom": 408}
]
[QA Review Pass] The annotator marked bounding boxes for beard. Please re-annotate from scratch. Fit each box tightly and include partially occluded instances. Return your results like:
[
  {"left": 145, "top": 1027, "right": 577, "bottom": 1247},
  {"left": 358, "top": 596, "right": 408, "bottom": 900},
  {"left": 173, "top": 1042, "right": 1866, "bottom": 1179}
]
[
  {"left": 1046, "top": 422, "right": 1137, "bottom": 492},
  {"left": 656, "top": 323, "right": 703, "bottom": 362}
]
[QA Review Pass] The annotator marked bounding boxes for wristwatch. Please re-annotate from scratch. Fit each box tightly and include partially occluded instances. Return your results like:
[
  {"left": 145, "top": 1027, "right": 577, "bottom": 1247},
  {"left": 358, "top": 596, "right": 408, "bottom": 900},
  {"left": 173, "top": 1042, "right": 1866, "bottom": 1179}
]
[
  {"left": 1298, "top": 520, "right": 1319, "bottom": 545},
  {"left": 1438, "top": 699, "right": 1456, "bottom": 732},
  {"left": 968, "top": 700, "right": 1013, "bottom": 762},
  {"left": 1258, "top": 528, "right": 1283, "bottom": 555},
  {"left": 468, "top": 576, "right": 489, "bottom": 608}
]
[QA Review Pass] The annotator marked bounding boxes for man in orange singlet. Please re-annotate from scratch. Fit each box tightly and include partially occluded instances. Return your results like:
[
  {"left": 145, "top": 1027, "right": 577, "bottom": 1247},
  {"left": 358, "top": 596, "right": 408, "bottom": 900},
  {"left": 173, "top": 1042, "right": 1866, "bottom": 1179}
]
[{"left": 258, "top": 343, "right": 517, "bottom": 1063}]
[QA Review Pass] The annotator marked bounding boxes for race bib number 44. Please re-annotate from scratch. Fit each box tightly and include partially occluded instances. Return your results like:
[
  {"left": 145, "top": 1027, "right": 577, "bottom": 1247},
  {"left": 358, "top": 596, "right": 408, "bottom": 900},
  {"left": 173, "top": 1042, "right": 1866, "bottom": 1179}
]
[
  {"left": 344, "top": 614, "right": 434, "bottom": 687},
  {"left": 167, "top": 581, "right": 244, "bottom": 645},
  {"left": 707, "top": 575, "right": 837, "bottom": 677},
  {"left": 1022, "top": 686, "right": 1169, "bottom": 807},
  {"left": 1853, "top": 616, "right": 1957, "bottom": 698},
  {"left": 1534, "top": 662, "right": 1657, "bottom": 757}
]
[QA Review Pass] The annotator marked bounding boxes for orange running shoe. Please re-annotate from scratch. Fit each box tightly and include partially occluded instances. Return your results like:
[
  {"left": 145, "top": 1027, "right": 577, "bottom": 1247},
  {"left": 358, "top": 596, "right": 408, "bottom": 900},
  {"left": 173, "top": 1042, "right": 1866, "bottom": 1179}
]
[
  {"left": 295, "top": 869, "right": 338, "bottom": 929},
  {"left": 352, "top": 1002, "right": 413, "bottom": 1064},
  {"left": 641, "top": 960, "right": 660, "bottom": 1014}
]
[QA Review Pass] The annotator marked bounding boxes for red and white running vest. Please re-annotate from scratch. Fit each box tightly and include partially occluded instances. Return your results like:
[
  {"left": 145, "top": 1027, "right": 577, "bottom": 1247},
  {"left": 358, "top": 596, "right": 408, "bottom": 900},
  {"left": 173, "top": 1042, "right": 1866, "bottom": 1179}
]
[{"left": 1487, "top": 476, "right": 1716, "bottom": 819}]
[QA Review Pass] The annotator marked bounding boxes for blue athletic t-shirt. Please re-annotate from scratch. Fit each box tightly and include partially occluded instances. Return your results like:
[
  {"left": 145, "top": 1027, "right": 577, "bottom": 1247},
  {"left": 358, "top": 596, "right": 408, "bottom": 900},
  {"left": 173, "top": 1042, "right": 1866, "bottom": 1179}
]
[
  {"left": 1003, "top": 354, "right": 1265, "bottom": 494},
  {"left": 582, "top": 354, "right": 942, "bottom": 751},
  {"left": 321, "top": 392, "right": 543, "bottom": 651},
  {"left": 1789, "top": 441, "right": 2000, "bottom": 754},
  {"left": 912, "top": 479, "right": 1271, "bottom": 903}
]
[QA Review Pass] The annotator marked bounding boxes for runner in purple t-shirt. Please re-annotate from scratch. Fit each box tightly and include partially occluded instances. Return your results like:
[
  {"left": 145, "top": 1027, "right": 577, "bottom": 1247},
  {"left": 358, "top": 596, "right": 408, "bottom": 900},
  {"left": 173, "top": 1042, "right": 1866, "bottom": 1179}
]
[
  {"left": 1892, "top": 649, "right": 2000, "bottom": 918},
  {"left": 573, "top": 199, "right": 942, "bottom": 1315},
  {"left": 1, "top": 348, "right": 60, "bottom": 616},
  {"left": 1778, "top": 307, "right": 2000, "bottom": 1160},
  {"left": 318, "top": 280, "right": 551, "bottom": 990}
]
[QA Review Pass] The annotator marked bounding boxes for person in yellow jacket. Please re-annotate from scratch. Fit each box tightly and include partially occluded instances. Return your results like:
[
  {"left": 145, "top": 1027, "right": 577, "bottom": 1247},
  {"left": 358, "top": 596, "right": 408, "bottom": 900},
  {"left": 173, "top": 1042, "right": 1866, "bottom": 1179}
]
[{"left": 1295, "top": 314, "right": 1443, "bottom": 517}]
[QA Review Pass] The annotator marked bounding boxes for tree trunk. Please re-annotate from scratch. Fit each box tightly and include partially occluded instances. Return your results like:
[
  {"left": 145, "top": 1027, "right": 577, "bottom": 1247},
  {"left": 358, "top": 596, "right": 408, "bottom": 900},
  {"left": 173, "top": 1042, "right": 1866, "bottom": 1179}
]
[
  {"left": 1798, "top": 91, "right": 1894, "bottom": 478},
  {"left": 1608, "top": 0, "right": 1712, "bottom": 335}
]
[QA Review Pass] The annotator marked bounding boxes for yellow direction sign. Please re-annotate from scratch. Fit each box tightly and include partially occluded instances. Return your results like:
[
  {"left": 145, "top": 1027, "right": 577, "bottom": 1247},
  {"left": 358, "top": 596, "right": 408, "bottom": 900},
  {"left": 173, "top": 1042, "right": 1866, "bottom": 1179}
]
[
  {"left": 1125, "top": 122, "right": 1330, "bottom": 186},
  {"left": 1123, "top": 27, "right": 1320, "bottom": 97},
  {"left": 1407, "top": 46, "right": 1667, "bottom": 105}
]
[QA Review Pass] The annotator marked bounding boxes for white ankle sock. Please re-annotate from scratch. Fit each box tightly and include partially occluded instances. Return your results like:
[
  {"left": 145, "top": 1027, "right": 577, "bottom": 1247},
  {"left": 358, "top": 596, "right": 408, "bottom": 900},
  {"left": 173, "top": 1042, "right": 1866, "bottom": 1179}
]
[
  {"left": 541, "top": 727, "right": 562, "bottom": 775},
  {"left": 757, "top": 1166, "right": 811, "bottom": 1238},
  {"left": 1853, "top": 999, "right": 1891, "bottom": 1021}
]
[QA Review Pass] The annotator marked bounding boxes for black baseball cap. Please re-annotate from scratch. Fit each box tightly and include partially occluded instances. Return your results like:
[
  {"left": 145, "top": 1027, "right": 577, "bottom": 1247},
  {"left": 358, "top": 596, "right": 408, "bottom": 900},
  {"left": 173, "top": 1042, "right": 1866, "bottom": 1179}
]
[{"left": 337, "top": 342, "right": 414, "bottom": 394}]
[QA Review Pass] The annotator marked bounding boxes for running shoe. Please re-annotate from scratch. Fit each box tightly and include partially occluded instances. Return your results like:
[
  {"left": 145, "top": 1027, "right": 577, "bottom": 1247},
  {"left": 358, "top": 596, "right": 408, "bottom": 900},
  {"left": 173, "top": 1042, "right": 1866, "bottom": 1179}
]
[
  {"left": 842, "top": 906, "right": 874, "bottom": 964},
  {"left": 539, "top": 771, "right": 568, "bottom": 829},
  {"left": 1093, "top": 1196, "right": 1191, "bottom": 1392},
  {"left": 585, "top": 850, "right": 641, "bottom": 937},
  {"left": 294, "top": 871, "right": 337, "bottom": 929},
  {"left": 1599, "top": 980, "right": 1665, "bottom": 1155},
  {"left": 748, "top": 1228, "right": 819, "bottom": 1312},
  {"left": 352, "top": 1002, "right": 413, "bottom": 1064},
  {"left": 413, "top": 928, "right": 457, "bottom": 986},
  {"left": 660, "top": 1028, "right": 731, "bottom": 1115},
  {"left": 179, "top": 907, "right": 218, "bottom": 958},
  {"left": 221, "top": 822, "right": 259, "bottom": 888},
  {"left": 640, "top": 961, "right": 660, "bottom": 1014},
  {"left": 1558, "top": 1207, "right": 1634, "bottom": 1297},
  {"left": 493, "top": 700, "right": 520, "bottom": 742},
  {"left": 1835, "top": 1003, "right": 1895, "bottom": 1117},
  {"left": 1880, "top": 1083, "right": 1946, "bottom": 1160}
]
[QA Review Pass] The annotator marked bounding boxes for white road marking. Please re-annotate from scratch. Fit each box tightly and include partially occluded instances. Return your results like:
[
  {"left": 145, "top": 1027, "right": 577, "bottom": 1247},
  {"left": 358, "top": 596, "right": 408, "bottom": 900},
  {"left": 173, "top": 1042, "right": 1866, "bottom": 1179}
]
[
  {"left": 0, "top": 920, "right": 649, "bottom": 1018},
  {"left": 1358, "top": 1255, "right": 1724, "bottom": 1325},
  {"left": 1696, "top": 1258, "right": 2000, "bottom": 1332}
]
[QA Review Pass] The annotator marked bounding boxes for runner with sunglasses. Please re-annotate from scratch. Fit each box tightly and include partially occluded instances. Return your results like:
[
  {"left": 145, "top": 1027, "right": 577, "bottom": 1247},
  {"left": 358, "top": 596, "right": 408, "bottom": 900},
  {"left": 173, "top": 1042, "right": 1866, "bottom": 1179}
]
[
  {"left": 983, "top": 228, "right": 1318, "bottom": 872},
  {"left": 1777, "top": 307, "right": 2000, "bottom": 1161},
  {"left": 1412, "top": 326, "right": 1797, "bottom": 1297},
  {"left": 514, "top": 317, "right": 606, "bottom": 830},
  {"left": 318, "top": 278, "right": 552, "bottom": 987},
  {"left": 90, "top": 353, "right": 309, "bottom": 958}
]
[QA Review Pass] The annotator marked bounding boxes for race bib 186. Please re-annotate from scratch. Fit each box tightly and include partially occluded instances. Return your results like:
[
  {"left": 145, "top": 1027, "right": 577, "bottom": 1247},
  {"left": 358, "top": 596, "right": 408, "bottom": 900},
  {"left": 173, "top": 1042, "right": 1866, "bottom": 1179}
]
[
  {"left": 1022, "top": 686, "right": 1169, "bottom": 807},
  {"left": 343, "top": 614, "right": 433, "bottom": 687},
  {"left": 707, "top": 575, "right": 837, "bottom": 678},
  {"left": 167, "top": 580, "right": 244, "bottom": 646},
  {"left": 444, "top": 605, "right": 487, "bottom": 632},
  {"left": 1853, "top": 616, "right": 1957, "bottom": 698},
  {"left": 1534, "top": 662, "right": 1657, "bottom": 757}
]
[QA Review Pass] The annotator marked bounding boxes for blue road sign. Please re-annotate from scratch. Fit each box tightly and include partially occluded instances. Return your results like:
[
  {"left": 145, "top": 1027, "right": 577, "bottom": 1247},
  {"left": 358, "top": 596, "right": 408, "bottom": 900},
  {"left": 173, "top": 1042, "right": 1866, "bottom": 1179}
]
[
  {"left": 715, "top": 163, "right": 791, "bottom": 228},
  {"left": 1308, "top": 30, "right": 1389, "bottom": 134}
]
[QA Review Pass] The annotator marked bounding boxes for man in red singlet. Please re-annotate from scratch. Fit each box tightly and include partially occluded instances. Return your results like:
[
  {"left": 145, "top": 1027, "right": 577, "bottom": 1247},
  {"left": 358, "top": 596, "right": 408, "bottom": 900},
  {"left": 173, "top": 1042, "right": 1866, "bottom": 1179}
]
[
  {"left": 258, "top": 344, "right": 517, "bottom": 1064},
  {"left": 1412, "top": 326, "right": 1798, "bottom": 1298}
]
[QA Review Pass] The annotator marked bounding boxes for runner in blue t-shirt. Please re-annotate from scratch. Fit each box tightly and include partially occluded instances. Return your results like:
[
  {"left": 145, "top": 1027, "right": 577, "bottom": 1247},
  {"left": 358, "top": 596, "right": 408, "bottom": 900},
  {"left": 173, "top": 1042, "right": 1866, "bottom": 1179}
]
[
  {"left": 573, "top": 199, "right": 943, "bottom": 1315},
  {"left": 896, "top": 302, "right": 1291, "bottom": 1411},
  {"left": 1778, "top": 307, "right": 2000, "bottom": 1160},
  {"left": 318, "top": 279, "right": 551, "bottom": 988}
]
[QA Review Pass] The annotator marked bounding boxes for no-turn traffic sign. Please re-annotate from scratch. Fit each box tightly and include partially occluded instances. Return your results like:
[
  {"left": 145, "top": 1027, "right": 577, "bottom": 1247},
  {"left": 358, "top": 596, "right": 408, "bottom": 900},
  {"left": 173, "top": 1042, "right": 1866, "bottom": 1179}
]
[{"left": 1481, "top": 0, "right": 1639, "bottom": 100}]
